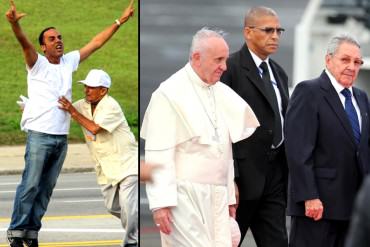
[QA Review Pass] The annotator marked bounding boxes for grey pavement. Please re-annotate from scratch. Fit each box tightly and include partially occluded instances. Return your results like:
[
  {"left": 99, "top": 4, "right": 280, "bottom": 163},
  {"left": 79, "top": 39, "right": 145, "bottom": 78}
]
[{"left": 0, "top": 143, "right": 95, "bottom": 175}]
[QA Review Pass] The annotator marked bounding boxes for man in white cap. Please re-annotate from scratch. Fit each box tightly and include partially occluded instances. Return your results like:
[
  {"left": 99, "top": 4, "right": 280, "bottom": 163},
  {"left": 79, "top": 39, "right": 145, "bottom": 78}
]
[{"left": 58, "top": 69, "right": 138, "bottom": 247}]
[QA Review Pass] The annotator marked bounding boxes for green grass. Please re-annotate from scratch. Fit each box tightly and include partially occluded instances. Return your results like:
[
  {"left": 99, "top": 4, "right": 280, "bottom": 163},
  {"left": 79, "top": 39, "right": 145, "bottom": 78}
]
[{"left": 0, "top": 0, "right": 138, "bottom": 145}]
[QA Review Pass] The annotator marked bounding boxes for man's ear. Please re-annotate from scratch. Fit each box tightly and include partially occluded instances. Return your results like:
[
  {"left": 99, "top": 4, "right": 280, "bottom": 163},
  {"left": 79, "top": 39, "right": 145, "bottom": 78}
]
[
  {"left": 41, "top": 44, "right": 46, "bottom": 53},
  {"left": 192, "top": 52, "right": 201, "bottom": 66},
  {"left": 101, "top": 87, "right": 108, "bottom": 96},
  {"left": 325, "top": 54, "right": 334, "bottom": 71},
  {"left": 243, "top": 27, "right": 250, "bottom": 41}
]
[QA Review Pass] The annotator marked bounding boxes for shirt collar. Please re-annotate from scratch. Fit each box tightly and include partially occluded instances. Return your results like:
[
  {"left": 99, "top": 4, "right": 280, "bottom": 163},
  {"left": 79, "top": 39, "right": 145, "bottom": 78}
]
[
  {"left": 83, "top": 94, "right": 109, "bottom": 111},
  {"left": 185, "top": 62, "right": 214, "bottom": 88},
  {"left": 249, "top": 48, "right": 270, "bottom": 68},
  {"left": 325, "top": 69, "right": 353, "bottom": 95}
]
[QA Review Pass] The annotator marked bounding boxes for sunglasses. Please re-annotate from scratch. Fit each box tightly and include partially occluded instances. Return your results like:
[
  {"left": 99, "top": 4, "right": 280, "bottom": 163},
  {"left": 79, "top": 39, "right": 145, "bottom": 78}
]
[{"left": 248, "top": 26, "right": 285, "bottom": 35}]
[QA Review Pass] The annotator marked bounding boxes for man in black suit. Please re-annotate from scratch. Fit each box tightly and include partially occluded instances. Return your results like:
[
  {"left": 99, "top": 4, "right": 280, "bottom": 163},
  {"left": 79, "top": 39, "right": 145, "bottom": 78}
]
[
  {"left": 221, "top": 6, "right": 289, "bottom": 247},
  {"left": 285, "top": 34, "right": 370, "bottom": 247}
]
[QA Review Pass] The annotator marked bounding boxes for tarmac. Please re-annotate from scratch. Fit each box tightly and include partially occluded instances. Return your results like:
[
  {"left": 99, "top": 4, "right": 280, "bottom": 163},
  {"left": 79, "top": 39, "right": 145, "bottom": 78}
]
[{"left": 0, "top": 143, "right": 95, "bottom": 175}]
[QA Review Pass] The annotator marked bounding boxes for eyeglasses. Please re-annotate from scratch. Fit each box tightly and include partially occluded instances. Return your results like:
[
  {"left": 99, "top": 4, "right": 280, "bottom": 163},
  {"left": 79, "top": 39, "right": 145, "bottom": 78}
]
[
  {"left": 248, "top": 26, "right": 285, "bottom": 36},
  {"left": 331, "top": 54, "right": 364, "bottom": 67}
]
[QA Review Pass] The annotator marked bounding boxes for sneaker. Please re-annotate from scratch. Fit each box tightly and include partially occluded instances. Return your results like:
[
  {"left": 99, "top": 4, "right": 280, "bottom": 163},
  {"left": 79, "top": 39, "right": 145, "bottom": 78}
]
[
  {"left": 23, "top": 239, "right": 38, "bottom": 247},
  {"left": 6, "top": 236, "right": 24, "bottom": 247}
]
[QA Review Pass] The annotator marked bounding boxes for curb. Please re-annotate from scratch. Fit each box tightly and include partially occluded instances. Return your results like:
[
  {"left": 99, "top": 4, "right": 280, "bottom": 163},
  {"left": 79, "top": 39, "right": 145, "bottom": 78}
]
[
  {"left": 0, "top": 143, "right": 95, "bottom": 176},
  {"left": 0, "top": 167, "right": 95, "bottom": 176}
]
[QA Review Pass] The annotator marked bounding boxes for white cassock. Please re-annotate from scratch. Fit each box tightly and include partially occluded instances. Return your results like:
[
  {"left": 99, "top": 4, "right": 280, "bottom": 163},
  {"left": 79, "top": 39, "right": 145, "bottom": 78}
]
[{"left": 141, "top": 63, "right": 259, "bottom": 247}]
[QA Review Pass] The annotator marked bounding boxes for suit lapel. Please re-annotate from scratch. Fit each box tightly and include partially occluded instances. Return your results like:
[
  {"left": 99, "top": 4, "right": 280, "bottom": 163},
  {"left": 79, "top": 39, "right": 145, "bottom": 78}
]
[
  {"left": 320, "top": 72, "right": 357, "bottom": 146},
  {"left": 239, "top": 45, "right": 277, "bottom": 110},
  {"left": 353, "top": 88, "right": 368, "bottom": 146},
  {"left": 270, "top": 62, "right": 289, "bottom": 114}
]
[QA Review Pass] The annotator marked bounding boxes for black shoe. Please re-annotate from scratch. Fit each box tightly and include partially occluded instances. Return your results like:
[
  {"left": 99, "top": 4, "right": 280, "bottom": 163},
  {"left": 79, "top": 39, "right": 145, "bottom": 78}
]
[
  {"left": 24, "top": 239, "right": 38, "bottom": 247},
  {"left": 7, "top": 237, "right": 24, "bottom": 247},
  {"left": 124, "top": 244, "right": 137, "bottom": 247}
]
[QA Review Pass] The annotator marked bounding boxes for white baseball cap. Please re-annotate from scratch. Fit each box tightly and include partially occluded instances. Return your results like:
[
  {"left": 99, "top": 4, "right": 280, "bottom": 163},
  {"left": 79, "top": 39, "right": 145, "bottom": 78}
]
[{"left": 78, "top": 69, "right": 111, "bottom": 88}]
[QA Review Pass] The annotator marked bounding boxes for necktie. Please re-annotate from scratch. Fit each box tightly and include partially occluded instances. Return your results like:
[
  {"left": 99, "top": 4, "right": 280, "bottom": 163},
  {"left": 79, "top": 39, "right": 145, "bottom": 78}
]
[
  {"left": 260, "top": 61, "right": 282, "bottom": 147},
  {"left": 341, "top": 88, "right": 360, "bottom": 145}
]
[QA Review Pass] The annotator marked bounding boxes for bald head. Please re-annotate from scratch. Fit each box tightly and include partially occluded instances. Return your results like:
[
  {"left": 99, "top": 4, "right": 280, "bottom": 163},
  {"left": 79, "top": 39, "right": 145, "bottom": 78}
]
[{"left": 244, "top": 6, "right": 278, "bottom": 27}]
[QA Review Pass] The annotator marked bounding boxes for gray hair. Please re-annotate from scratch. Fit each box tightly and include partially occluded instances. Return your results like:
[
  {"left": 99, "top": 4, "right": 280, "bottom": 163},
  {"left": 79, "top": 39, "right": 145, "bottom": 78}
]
[
  {"left": 326, "top": 34, "right": 361, "bottom": 55},
  {"left": 244, "top": 6, "right": 278, "bottom": 27},
  {"left": 189, "top": 27, "right": 226, "bottom": 61}
]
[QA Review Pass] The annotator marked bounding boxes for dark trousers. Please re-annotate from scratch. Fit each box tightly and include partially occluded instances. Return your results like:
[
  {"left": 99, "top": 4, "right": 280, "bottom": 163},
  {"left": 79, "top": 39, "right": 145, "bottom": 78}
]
[
  {"left": 237, "top": 152, "right": 288, "bottom": 247},
  {"left": 289, "top": 216, "right": 349, "bottom": 247}
]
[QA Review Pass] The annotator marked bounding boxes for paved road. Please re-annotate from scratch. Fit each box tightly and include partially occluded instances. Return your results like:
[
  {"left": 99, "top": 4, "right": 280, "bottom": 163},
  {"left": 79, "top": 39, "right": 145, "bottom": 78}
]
[
  {"left": 140, "top": 185, "right": 290, "bottom": 247},
  {"left": 0, "top": 173, "right": 123, "bottom": 246},
  {"left": 140, "top": 0, "right": 306, "bottom": 246}
]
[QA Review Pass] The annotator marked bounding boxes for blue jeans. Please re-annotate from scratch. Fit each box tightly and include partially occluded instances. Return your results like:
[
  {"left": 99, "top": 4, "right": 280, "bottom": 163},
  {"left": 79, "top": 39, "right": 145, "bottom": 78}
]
[{"left": 8, "top": 130, "right": 67, "bottom": 238}]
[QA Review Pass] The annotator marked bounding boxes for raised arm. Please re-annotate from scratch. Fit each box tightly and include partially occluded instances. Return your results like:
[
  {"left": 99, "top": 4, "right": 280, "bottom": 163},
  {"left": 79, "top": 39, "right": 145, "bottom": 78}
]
[
  {"left": 5, "top": 0, "right": 38, "bottom": 68},
  {"left": 79, "top": 0, "right": 135, "bottom": 63}
]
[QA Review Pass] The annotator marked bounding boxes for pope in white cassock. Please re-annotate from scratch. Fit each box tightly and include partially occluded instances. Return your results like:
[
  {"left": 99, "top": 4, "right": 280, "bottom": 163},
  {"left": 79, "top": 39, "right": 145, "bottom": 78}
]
[{"left": 141, "top": 27, "right": 260, "bottom": 247}]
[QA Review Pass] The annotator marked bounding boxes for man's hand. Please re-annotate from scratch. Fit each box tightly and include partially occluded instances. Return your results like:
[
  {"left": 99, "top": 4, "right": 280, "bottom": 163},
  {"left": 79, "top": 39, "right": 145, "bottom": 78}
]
[
  {"left": 5, "top": 0, "right": 37, "bottom": 68},
  {"left": 58, "top": 96, "right": 103, "bottom": 135},
  {"left": 118, "top": 0, "right": 134, "bottom": 25},
  {"left": 153, "top": 207, "right": 173, "bottom": 235},
  {"left": 140, "top": 160, "right": 160, "bottom": 183},
  {"left": 229, "top": 204, "right": 237, "bottom": 219},
  {"left": 5, "top": 0, "right": 26, "bottom": 24},
  {"left": 79, "top": 0, "right": 135, "bottom": 63},
  {"left": 229, "top": 182, "right": 239, "bottom": 219},
  {"left": 58, "top": 96, "right": 75, "bottom": 114},
  {"left": 305, "top": 198, "right": 324, "bottom": 221},
  {"left": 16, "top": 95, "right": 28, "bottom": 111}
]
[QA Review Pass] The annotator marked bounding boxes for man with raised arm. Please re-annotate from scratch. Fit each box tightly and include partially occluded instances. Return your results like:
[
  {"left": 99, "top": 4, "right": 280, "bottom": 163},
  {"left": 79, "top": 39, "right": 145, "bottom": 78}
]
[{"left": 4, "top": 1, "right": 134, "bottom": 246}]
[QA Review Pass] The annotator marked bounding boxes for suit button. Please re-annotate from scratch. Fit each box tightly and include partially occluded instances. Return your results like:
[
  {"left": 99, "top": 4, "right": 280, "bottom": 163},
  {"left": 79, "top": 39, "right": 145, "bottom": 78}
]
[{"left": 268, "top": 130, "right": 273, "bottom": 135}]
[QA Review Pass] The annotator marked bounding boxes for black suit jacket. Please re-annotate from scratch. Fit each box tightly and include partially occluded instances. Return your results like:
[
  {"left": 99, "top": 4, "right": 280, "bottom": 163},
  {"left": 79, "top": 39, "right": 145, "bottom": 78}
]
[
  {"left": 221, "top": 44, "right": 289, "bottom": 200},
  {"left": 285, "top": 71, "right": 370, "bottom": 220}
]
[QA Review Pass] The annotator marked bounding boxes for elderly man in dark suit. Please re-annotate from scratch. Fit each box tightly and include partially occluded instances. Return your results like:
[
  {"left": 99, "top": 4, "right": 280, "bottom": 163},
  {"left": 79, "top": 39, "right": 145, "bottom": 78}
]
[
  {"left": 221, "top": 6, "right": 289, "bottom": 247},
  {"left": 285, "top": 34, "right": 370, "bottom": 247}
]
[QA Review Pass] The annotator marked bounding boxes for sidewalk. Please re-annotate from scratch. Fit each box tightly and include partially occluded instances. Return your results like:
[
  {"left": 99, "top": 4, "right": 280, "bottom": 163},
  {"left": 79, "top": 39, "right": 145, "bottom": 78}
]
[{"left": 0, "top": 143, "right": 95, "bottom": 175}]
